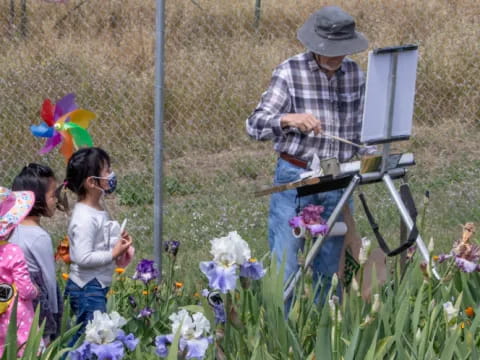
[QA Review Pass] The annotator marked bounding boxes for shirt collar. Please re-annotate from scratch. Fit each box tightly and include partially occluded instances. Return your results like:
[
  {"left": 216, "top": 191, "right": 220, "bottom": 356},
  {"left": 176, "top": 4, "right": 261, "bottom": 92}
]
[{"left": 307, "top": 52, "right": 346, "bottom": 75}]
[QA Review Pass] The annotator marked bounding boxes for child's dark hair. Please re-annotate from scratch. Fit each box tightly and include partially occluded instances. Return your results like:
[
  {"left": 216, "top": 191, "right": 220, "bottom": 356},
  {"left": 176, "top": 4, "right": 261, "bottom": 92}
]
[
  {"left": 12, "top": 163, "right": 55, "bottom": 217},
  {"left": 65, "top": 147, "right": 111, "bottom": 198}
]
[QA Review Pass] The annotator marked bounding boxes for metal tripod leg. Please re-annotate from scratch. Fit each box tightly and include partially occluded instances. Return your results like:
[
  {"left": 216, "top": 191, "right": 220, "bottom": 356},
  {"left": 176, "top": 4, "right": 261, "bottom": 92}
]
[
  {"left": 383, "top": 173, "right": 440, "bottom": 279},
  {"left": 283, "top": 174, "right": 361, "bottom": 302}
]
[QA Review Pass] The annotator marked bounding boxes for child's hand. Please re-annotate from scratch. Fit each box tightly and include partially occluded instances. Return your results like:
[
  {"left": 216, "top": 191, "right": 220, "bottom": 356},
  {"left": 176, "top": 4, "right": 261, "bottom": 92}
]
[
  {"left": 112, "top": 231, "right": 133, "bottom": 259},
  {"left": 121, "top": 230, "right": 133, "bottom": 244}
]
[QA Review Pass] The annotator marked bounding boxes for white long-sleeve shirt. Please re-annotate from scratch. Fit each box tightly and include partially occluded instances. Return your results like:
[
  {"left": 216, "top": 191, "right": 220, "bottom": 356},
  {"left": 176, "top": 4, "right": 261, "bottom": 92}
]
[{"left": 68, "top": 203, "right": 119, "bottom": 288}]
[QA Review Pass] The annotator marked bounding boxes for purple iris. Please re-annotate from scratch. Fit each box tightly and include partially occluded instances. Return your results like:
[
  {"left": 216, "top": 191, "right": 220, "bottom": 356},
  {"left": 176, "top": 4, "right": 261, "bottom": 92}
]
[
  {"left": 239, "top": 261, "right": 266, "bottom": 280},
  {"left": 89, "top": 341, "right": 124, "bottom": 360},
  {"left": 116, "top": 330, "right": 139, "bottom": 351},
  {"left": 155, "top": 335, "right": 173, "bottom": 357},
  {"left": 164, "top": 240, "right": 180, "bottom": 257},
  {"left": 180, "top": 337, "right": 212, "bottom": 359},
  {"left": 155, "top": 335, "right": 212, "bottom": 359},
  {"left": 69, "top": 342, "right": 92, "bottom": 360},
  {"left": 200, "top": 261, "right": 238, "bottom": 294},
  {"left": 455, "top": 257, "right": 479, "bottom": 273},
  {"left": 69, "top": 341, "right": 124, "bottom": 360},
  {"left": 132, "top": 259, "right": 159, "bottom": 284},
  {"left": 138, "top": 307, "right": 154, "bottom": 319},
  {"left": 68, "top": 331, "right": 138, "bottom": 360}
]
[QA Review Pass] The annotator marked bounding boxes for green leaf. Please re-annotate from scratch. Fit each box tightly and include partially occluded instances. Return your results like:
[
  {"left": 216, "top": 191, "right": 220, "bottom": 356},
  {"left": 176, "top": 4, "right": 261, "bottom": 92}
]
[
  {"left": 363, "top": 329, "right": 379, "bottom": 360},
  {"left": 344, "top": 326, "right": 360, "bottom": 360},
  {"left": 166, "top": 319, "right": 183, "bottom": 360},
  {"left": 439, "top": 328, "right": 461, "bottom": 360},
  {"left": 286, "top": 322, "right": 304, "bottom": 359},
  {"left": 4, "top": 297, "right": 18, "bottom": 360},
  {"left": 411, "top": 283, "right": 424, "bottom": 334},
  {"left": 22, "top": 305, "right": 45, "bottom": 359},
  {"left": 374, "top": 336, "right": 394, "bottom": 359},
  {"left": 180, "top": 305, "right": 205, "bottom": 314},
  {"left": 394, "top": 292, "right": 410, "bottom": 347},
  {"left": 314, "top": 298, "right": 332, "bottom": 359}
]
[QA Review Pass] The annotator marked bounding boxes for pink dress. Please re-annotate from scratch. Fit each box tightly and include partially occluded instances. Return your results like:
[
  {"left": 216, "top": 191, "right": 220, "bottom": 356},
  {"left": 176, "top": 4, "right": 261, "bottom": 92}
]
[{"left": 0, "top": 243, "right": 38, "bottom": 357}]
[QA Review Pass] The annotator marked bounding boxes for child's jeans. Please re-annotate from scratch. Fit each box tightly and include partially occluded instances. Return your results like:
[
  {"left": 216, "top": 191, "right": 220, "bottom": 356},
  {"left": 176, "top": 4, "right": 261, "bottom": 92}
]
[{"left": 64, "top": 278, "right": 109, "bottom": 347}]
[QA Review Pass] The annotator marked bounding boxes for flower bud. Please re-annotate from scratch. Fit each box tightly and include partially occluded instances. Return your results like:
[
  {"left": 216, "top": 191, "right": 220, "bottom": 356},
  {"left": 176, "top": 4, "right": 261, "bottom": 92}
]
[
  {"left": 371, "top": 294, "right": 381, "bottom": 314},
  {"left": 359, "top": 237, "right": 371, "bottom": 265}
]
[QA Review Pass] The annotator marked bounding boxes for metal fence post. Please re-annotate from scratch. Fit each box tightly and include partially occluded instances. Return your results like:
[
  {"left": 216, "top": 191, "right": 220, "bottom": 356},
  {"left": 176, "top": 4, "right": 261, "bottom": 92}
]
[{"left": 154, "top": 0, "right": 166, "bottom": 282}]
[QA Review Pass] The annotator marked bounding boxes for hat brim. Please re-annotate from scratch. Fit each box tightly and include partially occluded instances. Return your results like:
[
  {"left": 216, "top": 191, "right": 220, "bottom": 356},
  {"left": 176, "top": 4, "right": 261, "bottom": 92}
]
[
  {"left": 297, "top": 16, "right": 368, "bottom": 56},
  {"left": 0, "top": 188, "right": 35, "bottom": 238}
]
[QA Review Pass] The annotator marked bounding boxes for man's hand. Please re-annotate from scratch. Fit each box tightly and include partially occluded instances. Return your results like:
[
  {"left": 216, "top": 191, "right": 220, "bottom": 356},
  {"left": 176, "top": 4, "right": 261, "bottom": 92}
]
[{"left": 280, "top": 113, "right": 322, "bottom": 135}]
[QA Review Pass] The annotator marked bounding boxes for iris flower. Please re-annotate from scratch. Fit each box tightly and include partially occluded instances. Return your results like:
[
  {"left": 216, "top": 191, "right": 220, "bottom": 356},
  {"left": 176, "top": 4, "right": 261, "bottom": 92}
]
[
  {"left": 239, "top": 259, "right": 266, "bottom": 280},
  {"left": 164, "top": 240, "right": 180, "bottom": 257},
  {"left": 200, "top": 231, "right": 266, "bottom": 293},
  {"left": 69, "top": 311, "right": 138, "bottom": 360},
  {"left": 155, "top": 309, "right": 212, "bottom": 359},
  {"left": 138, "top": 307, "right": 154, "bottom": 318},
  {"left": 435, "top": 224, "right": 480, "bottom": 273},
  {"left": 200, "top": 261, "right": 238, "bottom": 294},
  {"left": 132, "top": 259, "right": 159, "bottom": 284},
  {"left": 205, "top": 290, "right": 226, "bottom": 324},
  {"left": 289, "top": 204, "right": 328, "bottom": 238}
]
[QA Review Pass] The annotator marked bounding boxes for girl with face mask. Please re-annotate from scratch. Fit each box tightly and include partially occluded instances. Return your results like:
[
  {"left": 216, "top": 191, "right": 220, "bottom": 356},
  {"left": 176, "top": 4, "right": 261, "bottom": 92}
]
[{"left": 61, "top": 147, "right": 134, "bottom": 346}]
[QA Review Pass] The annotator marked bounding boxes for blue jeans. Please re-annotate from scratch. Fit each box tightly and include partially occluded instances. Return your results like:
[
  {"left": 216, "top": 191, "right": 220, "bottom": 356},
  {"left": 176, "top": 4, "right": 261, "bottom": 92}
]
[
  {"left": 64, "top": 278, "right": 109, "bottom": 346},
  {"left": 269, "top": 158, "right": 348, "bottom": 306}
]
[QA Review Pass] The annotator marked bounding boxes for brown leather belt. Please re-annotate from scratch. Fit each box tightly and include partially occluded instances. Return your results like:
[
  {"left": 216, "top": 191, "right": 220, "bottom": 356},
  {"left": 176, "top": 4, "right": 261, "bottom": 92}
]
[{"left": 279, "top": 152, "right": 308, "bottom": 169}]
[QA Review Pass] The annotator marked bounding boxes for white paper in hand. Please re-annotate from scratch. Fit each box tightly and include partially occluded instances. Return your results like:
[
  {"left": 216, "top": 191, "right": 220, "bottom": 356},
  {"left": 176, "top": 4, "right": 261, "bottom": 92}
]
[{"left": 120, "top": 218, "right": 127, "bottom": 234}]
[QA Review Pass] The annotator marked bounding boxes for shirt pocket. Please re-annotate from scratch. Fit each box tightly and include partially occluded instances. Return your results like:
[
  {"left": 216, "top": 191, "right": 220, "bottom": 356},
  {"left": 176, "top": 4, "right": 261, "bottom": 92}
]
[
  {"left": 337, "top": 92, "right": 361, "bottom": 121},
  {"left": 337, "top": 92, "right": 361, "bottom": 131}
]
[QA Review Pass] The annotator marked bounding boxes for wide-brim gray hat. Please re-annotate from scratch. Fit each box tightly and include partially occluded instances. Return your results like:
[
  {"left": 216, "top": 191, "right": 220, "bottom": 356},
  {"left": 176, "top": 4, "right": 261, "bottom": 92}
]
[{"left": 297, "top": 6, "right": 368, "bottom": 57}]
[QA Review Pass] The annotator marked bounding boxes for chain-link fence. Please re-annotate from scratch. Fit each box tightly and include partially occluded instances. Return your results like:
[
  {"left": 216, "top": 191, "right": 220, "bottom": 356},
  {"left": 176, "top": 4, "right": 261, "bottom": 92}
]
[{"left": 1, "top": 0, "right": 479, "bottom": 274}]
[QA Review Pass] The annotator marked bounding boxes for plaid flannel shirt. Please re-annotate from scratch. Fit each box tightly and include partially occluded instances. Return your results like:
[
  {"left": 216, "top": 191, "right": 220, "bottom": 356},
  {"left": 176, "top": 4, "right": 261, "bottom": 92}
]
[{"left": 246, "top": 52, "right": 366, "bottom": 163}]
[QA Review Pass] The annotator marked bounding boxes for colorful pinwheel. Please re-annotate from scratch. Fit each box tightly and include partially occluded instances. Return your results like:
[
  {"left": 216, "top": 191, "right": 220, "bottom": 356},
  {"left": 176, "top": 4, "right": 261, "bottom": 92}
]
[{"left": 30, "top": 93, "right": 96, "bottom": 161}]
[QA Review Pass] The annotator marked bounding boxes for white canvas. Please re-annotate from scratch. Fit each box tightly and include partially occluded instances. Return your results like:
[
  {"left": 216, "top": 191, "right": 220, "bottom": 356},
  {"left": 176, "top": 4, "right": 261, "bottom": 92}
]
[{"left": 360, "top": 47, "right": 418, "bottom": 144}]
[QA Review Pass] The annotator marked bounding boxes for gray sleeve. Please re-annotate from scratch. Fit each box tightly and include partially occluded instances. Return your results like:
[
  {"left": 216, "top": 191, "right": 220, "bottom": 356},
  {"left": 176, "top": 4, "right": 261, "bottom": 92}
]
[
  {"left": 26, "top": 233, "right": 56, "bottom": 285},
  {"left": 69, "top": 213, "right": 113, "bottom": 268}
]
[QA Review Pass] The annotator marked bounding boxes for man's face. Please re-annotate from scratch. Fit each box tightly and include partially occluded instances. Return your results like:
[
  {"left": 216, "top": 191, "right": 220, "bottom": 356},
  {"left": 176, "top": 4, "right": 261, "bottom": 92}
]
[{"left": 315, "top": 54, "right": 345, "bottom": 72}]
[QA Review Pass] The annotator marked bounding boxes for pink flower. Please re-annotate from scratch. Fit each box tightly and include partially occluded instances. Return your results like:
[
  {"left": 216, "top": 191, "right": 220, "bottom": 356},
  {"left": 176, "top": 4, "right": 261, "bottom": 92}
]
[
  {"left": 307, "top": 223, "right": 329, "bottom": 236},
  {"left": 288, "top": 216, "right": 304, "bottom": 228},
  {"left": 299, "top": 205, "right": 325, "bottom": 225},
  {"left": 288, "top": 204, "right": 328, "bottom": 238}
]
